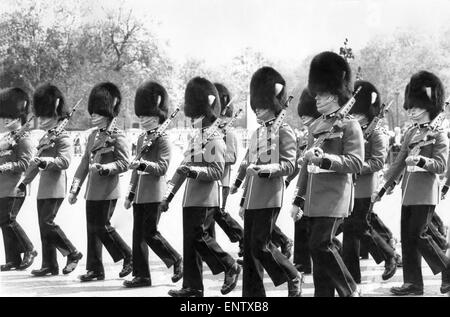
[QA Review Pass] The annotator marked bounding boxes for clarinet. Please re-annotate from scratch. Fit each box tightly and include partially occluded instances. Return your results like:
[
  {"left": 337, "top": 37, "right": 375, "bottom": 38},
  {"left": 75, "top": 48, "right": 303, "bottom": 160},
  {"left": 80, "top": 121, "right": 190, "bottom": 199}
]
[
  {"left": 0, "top": 116, "right": 35, "bottom": 157},
  {"left": 162, "top": 117, "right": 223, "bottom": 203},
  {"left": 132, "top": 107, "right": 180, "bottom": 162},
  {"left": 309, "top": 86, "right": 362, "bottom": 151},
  {"left": 370, "top": 95, "right": 450, "bottom": 210},
  {"left": 18, "top": 100, "right": 82, "bottom": 188},
  {"left": 363, "top": 100, "right": 393, "bottom": 141},
  {"left": 238, "top": 95, "right": 294, "bottom": 208},
  {"left": 232, "top": 96, "right": 293, "bottom": 191},
  {"left": 90, "top": 117, "right": 118, "bottom": 164}
]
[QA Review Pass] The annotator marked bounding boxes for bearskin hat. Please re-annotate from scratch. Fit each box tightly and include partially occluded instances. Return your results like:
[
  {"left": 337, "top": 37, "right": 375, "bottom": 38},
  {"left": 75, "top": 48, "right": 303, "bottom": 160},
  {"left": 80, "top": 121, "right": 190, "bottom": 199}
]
[
  {"left": 214, "top": 83, "right": 233, "bottom": 118},
  {"left": 184, "top": 77, "right": 220, "bottom": 120},
  {"left": 349, "top": 80, "right": 381, "bottom": 121},
  {"left": 33, "top": 83, "right": 69, "bottom": 119},
  {"left": 88, "top": 82, "right": 121, "bottom": 118},
  {"left": 250, "top": 66, "right": 286, "bottom": 114},
  {"left": 297, "top": 88, "right": 320, "bottom": 119},
  {"left": 308, "top": 51, "right": 353, "bottom": 106},
  {"left": 134, "top": 81, "right": 169, "bottom": 123},
  {"left": 0, "top": 87, "right": 30, "bottom": 124},
  {"left": 403, "top": 71, "right": 445, "bottom": 120}
]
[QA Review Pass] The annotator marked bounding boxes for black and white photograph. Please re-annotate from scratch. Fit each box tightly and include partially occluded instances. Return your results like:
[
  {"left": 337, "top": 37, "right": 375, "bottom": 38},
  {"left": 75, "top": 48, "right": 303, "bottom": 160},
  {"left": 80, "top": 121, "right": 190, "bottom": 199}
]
[{"left": 1, "top": 0, "right": 450, "bottom": 300}]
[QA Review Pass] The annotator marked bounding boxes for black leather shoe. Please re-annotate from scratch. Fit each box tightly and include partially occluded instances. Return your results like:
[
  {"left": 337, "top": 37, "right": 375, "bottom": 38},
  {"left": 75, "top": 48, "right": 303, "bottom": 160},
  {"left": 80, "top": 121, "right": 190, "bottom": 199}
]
[
  {"left": 382, "top": 256, "right": 397, "bottom": 281},
  {"left": 168, "top": 287, "right": 203, "bottom": 297},
  {"left": 288, "top": 273, "right": 303, "bottom": 297},
  {"left": 281, "top": 239, "right": 293, "bottom": 259},
  {"left": 18, "top": 250, "right": 38, "bottom": 270},
  {"left": 221, "top": 262, "right": 241, "bottom": 295},
  {"left": 171, "top": 258, "right": 183, "bottom": 283},
  {"left": 236, "top": 258, "right": 244, "bottom": 266},
  {"left": 31, "top": 267, "right": 59, "bottom": 276},
  {"left": 123, "top": 277, "right": 151, "bottom": 288},
  {"left": 238, "top": 240, "right": 244, "bottom": 258},
  {"left": 79, "top": 271, "right": 105, "bottom": 282},
  {"left": 63, "top": 251, "right": 83, "bottom": 275},
  {"left": 390, "top": 284, "right": 423, "bottom": 296},
  {"left": 119, "top": 258, "right": 132, "bottom": 278},
  {"left": 1, "top": 262, "right": 20, "bottom": 271}
]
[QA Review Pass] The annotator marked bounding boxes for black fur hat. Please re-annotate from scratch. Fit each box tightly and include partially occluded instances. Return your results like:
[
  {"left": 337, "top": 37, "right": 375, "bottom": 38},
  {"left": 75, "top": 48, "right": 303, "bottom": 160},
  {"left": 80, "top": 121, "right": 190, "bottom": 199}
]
[
  {"left": 349, "top": 80, "right": 381, "bottom": 121},
  {"left": 88, "top": 82, "right": 121, "bottom": 118},
  {"left": 308, "top": 51, "right": 353, "bottom": 106},
  {"left": 0, "top": 87, "right": 30, "bottom": 124},
  {"left": 184, "top": 77, "right": 220, "bottom": 120},
  {"left": 403, "top": 71, "right": 445, "bottom": 120},
  {"left": 250, "top": 66, "right": 286, "bottom": 114},
  {"left": 33, "top": 83, "right": 69, "bottom": 118},
  {"left": 297, "top": 88, "right": 320, "bottom": 119},
  {"left": 214, "top": 83, "right": 233, "bottom": 117},
  {"left": 134, "top": 81, "right": 169, "bottom": 123}
]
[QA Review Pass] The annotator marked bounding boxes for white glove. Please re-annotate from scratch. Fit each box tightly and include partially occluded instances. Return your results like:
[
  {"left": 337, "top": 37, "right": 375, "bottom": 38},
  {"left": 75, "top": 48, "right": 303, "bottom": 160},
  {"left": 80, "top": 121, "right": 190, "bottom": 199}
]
[
  {"left": 68, "top": 193, "right": 77, "bottom": 205},
  {"left": 246, "top": 164, "right": 260, "bottom": 177},
  {"left": 124, "top": 198, "right": 132, "bottom": 210},
  {"left": 239, "top": 207, "right": 245, "bottom": 220},
  {"left": 405, "top": 155, "right": 420, "bottom": 166},
  {"left": 290, "top": 205, "right": 303, "bottom": 222}
]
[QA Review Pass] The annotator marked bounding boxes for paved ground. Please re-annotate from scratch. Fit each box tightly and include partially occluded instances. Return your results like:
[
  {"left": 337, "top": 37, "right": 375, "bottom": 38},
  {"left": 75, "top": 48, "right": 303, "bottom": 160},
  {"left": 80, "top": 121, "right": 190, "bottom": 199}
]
[{"left": 1, "top": 139, "right": 450, "bottom": 297}]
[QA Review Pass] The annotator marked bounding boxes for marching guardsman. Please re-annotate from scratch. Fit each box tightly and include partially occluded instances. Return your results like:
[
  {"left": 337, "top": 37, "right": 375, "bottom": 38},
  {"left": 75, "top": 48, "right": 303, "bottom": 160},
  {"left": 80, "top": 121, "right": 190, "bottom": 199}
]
[
  {"left": 240, "top": 67, "right": 302, "bottom": 297},
  {"left": 373, "top": 71, "right": 450, "bottom": 296},
  {"left": 211, "top": 83, "right": 244, "bottom": 256},
  {"left": 68, "top": 82, "right": 132, "bottom": 282},
  {"left": 161, "top": 77, "right": 240, "bottom": 297},
  {"left": 123, "top": 81, "right": 182, "bottom": 288},
  {"left": 290, "top": 51, "right": 363, "bottom": 297},
  {"left": 289, "top": 88, "right": 321, "bottom": 275},
  {"left": 18, "top": 84, "right": 83, "bottom": 276},
  {"left": 342, "top": 80, "right": 397, "bottom": 283},
  {"left": 0, "top": 88, "right": 37, "bottom": 271}
]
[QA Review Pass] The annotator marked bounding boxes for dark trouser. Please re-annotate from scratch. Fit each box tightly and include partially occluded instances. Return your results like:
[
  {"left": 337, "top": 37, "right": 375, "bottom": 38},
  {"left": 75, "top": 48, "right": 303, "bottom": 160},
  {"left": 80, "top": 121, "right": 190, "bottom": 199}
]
[
  {"left": 242, "top": 208, "right": 298, "bottom": 297},
  {"left": 429, "top": 212, "right": 448, "bottom": 251},
  {"left": 272, "top": 225, "right": 291, "bottom": 248},
  {"left": 85, "top": 200, "right": 132, "bottom": 273},
  {"left": 294, "top": 216, "right": 311, "bottom": 270},
  {"left": 309, "top": 217, "right": 357, "bottom": 297},
  {"left": 132, "top": 203, "right": 181, "bottom": 278},
  {"left": 37, "top": 198, "right": 77, "bottom": 268},
  {"left": 182, "top": 207, "right": 235, "bottom": 291},
  {"left": 369, "top": 212, "right": 394, "bottom": 245},
  {"left": 343, "top": 198, "right": 396, "bottom": 282},
  {"left": 401, "top": 205, "right": 450, "bottom": 287},
  {"left": 213, "top": 210, "right": 244, "bottom": 243},
  {"left": 0, "top": 197, "right": 34, "bottom": 264}
]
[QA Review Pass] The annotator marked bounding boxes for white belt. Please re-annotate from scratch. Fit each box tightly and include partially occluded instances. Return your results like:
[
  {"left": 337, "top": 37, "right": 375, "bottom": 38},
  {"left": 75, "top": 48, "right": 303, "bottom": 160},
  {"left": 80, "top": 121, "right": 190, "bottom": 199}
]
[
  {"left": 137, "top": 170, "right": 150, "bottom": 175},
  {"left": 406, "top": 166, "right": 427, "bottom": 173},
  {"left": 307, "top": 164, "right": 335, "bottom": 174}
]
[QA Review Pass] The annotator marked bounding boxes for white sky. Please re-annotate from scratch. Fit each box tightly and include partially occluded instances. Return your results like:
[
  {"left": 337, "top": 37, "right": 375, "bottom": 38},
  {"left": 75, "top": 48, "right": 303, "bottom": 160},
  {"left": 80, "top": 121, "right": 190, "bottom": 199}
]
[{"left": 2, "top": 0, "right": 450, "bottom": 65}]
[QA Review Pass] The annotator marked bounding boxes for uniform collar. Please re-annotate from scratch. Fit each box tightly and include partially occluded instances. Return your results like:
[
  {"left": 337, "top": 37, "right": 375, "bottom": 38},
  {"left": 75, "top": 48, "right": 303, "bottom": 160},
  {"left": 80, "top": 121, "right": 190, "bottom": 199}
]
[
  {"left": 414, "top": 122, "right": 430, "bottom": 129},
  {"left": 320, "top": 110, "right": 339, "bottom": 120},
  {"left": 146, "top": 127, "right": 158, "bottom": 135},
  {"left": 263, "top": 118, "right": 276, "bottom": 127}
]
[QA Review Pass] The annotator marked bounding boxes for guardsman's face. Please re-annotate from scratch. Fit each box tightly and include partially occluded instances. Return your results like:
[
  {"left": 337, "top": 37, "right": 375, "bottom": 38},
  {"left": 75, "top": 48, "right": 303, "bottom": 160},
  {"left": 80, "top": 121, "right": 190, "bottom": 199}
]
[
  {"left": 0, "top": 117, "right": 21, "bottom": 132},
  {"left": 407, "top": 107, "right": 428, "bottom": 122},
  {"left": 90, "top": 113, "right": 109, "bottom": 128},
  {"left": 315, "top": 93, "right": 338, "bottom": 114}
]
